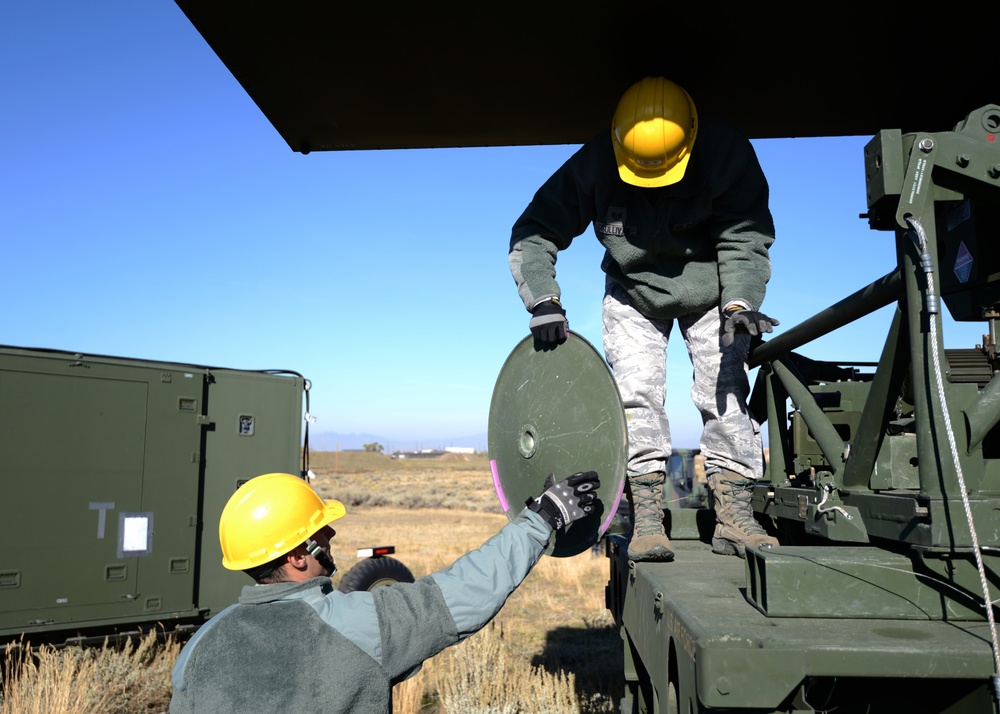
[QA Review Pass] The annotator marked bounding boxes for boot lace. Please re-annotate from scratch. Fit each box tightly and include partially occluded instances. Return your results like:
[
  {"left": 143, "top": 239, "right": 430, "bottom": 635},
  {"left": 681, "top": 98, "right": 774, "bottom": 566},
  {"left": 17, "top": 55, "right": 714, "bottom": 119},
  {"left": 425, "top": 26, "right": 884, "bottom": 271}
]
[
  {"left": 720, "top": 478, "right": 768, "bottom": 535},
  {"left": 631, "top": 481, "right": 665, "bottom": 537}
]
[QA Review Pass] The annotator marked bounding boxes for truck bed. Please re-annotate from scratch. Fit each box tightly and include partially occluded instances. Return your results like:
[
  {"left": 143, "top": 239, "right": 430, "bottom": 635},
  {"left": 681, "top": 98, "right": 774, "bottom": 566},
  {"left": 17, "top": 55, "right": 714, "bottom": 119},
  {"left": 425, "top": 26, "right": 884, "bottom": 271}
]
[{"left": 607, "top": 535, "right": 997, "bottom": 711}]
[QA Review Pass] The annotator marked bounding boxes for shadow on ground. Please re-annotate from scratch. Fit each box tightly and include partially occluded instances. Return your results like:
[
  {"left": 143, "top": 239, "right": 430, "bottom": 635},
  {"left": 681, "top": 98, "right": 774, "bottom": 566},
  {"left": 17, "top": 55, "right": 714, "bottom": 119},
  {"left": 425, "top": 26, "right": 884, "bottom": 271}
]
[{"left": 534, "top": 624, "right": 624, "bottom": 712}]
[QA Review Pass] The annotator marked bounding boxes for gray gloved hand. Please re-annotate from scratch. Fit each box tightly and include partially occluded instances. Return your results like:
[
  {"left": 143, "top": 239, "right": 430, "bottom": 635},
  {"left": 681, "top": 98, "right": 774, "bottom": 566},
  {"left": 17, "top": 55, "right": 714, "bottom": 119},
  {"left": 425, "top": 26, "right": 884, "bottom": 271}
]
[
  {"left": 526, "top": 471, "right": 600, "bottom": 530},
  {"left": 529, "top": 299, "right": 568, "bottom": 344},
  {"left": 721, "top": 309, "right": 779, "bottom": 348}
]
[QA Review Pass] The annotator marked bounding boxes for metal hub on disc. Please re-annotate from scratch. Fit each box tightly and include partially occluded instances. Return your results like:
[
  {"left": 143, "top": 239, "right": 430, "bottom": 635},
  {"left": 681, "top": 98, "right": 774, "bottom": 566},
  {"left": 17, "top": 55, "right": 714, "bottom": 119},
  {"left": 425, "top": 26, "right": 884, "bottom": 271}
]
[{"left": 488, "top": 332, "right": 627, "bottom": 556}]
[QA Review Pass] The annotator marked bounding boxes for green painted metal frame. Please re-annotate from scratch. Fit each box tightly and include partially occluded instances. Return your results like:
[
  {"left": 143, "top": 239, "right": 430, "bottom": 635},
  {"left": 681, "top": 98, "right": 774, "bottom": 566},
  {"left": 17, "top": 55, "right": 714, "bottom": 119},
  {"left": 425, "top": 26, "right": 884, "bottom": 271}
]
[{"left": 749, "top": 107, "right": 1000, "bottom": 607}]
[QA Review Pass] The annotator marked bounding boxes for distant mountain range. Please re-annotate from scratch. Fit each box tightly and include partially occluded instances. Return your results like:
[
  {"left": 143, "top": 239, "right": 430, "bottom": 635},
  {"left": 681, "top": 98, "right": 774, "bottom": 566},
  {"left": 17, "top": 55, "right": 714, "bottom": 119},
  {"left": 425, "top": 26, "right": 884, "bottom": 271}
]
[{"left": 307, "top": 431, "right": 489, "bottom": 453}]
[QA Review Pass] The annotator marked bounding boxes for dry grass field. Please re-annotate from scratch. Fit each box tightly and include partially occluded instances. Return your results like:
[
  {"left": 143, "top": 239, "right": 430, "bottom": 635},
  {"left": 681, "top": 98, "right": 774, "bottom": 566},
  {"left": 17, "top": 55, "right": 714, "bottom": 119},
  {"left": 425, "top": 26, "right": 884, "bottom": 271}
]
[{"left": 1, "top": 451, "right": 623, "bottom": 713}]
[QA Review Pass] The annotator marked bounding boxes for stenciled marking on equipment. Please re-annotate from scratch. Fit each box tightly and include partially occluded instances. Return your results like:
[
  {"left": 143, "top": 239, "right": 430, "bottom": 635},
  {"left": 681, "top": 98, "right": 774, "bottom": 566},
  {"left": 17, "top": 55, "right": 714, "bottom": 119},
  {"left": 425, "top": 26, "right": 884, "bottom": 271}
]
[
  {"left": 907, "top": 156, "right": 927, "bottom": 205},
  {"left": 666, "top": 609, "right": 697, "bottom": 663},
  {"left": 90, "top": 502, "right": 116, "bottom": 538}
]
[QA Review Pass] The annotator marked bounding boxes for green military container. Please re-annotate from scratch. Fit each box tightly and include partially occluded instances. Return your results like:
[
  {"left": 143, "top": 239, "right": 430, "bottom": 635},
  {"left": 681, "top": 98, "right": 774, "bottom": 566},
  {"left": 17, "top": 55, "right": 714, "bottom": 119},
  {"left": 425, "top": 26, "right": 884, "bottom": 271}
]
[{"left": 0, "top": 345, "right": 307, "bottom": 647}]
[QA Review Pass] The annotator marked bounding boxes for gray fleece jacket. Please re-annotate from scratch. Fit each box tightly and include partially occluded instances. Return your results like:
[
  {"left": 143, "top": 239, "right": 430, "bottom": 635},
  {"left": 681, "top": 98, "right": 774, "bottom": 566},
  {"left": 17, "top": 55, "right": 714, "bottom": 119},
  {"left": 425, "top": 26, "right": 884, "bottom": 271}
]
[
  {"left": 509, "top": 115, "right": 775, "bottom": 319},
  {"left": 169, "top": 508, "right": 550, "bottom": 714}
]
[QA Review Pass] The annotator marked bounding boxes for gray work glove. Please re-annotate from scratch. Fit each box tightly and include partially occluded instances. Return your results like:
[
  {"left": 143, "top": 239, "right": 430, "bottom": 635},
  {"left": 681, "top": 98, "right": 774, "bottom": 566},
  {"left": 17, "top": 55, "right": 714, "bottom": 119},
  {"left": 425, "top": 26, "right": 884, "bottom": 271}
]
[
  {"left": 529, "top": 300, "right": 568, "bottom": 344},
  {"left": 721, "top": 309, "right": 779, "bottom": 348},
  {"left": 526, "top": 471, "right": 600, "bottom": 530}
]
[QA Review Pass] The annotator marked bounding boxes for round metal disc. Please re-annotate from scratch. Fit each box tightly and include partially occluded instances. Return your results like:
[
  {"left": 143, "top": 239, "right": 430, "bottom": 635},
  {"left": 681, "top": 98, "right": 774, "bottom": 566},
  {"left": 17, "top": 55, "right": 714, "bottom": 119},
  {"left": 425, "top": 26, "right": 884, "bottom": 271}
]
[{"left": 488, "top": 331, "right": 627, "bottom": 557}]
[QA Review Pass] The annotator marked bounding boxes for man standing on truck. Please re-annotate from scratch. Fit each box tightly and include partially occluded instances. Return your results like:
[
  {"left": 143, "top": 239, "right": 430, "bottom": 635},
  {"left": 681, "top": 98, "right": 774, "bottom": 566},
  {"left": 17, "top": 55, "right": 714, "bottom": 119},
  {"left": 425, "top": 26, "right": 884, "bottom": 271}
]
[
  {"left": 508, "top": 76, "right": 778, "bottom": 562},
  {"left": 169, "top": 469, "right": 599, "bottom": 713}
]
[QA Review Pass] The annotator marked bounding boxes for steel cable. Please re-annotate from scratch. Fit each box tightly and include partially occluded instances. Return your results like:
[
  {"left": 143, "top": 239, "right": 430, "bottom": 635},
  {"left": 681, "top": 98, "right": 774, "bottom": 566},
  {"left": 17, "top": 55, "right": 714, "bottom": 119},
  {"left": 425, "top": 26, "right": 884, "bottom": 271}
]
[{"left": 907, "top": 216, "right": 1000, "bottom": 697}]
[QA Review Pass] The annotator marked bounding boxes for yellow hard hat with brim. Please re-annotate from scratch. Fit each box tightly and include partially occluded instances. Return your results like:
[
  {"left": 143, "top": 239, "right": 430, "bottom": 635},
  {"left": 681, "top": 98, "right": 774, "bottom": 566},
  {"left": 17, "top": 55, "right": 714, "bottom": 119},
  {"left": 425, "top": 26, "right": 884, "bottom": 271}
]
[
  {"left": 612, "top": 77, "right": 698, "bottom": 188},
  {"left": 219, "top": 472, "right": 346, "bottom": 571}
]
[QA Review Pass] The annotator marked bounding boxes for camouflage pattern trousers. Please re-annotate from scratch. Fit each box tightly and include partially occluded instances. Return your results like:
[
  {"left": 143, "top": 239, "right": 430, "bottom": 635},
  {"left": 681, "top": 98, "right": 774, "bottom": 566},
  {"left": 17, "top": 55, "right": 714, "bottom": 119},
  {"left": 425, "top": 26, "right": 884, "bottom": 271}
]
[{"left": 602, "top": 281, "right": 764, "bottom": 482}]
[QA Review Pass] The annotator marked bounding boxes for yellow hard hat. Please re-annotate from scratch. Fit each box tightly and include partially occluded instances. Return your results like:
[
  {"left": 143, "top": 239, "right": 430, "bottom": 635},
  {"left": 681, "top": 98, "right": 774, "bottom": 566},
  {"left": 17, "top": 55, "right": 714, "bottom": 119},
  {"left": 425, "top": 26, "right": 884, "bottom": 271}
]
[
  {"left": 218, "top": 472, "right": 346, "bottom": 571},
  {"left": 611, "top": 77, "right": 698, "bottom": 188}
]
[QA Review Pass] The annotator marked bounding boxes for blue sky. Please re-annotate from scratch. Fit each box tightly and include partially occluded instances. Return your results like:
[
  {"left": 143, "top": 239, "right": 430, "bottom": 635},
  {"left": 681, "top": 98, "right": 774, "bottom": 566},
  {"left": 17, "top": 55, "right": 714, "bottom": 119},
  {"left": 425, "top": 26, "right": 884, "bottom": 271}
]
[{"left": 2, "top": 2, "right": 988, "bottom": 451}]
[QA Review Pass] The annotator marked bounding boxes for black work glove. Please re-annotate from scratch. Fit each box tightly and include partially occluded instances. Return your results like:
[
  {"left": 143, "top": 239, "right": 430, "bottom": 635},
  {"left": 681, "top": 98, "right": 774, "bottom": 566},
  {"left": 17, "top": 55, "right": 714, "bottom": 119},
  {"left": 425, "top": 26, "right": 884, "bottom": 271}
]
[
  {"left": 529, "top": 300, "right": 568, "bottom": 344},
  {"left": 721, "top": 309, "right": 779, "bottom": 348},
  {"left": 526, "top": 471, "right": 600, "bottom": 530}
]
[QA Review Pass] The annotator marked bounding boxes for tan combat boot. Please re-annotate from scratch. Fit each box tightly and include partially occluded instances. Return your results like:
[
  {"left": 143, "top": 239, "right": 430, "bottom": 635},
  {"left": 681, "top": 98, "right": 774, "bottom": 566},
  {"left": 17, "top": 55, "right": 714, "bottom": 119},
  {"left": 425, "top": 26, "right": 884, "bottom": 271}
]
[
  {"left": 708, "top": 469, "right": 778, "bottom": 558},
  {"left": 625, "top": 472, "right": 675, "bottom": 562}
]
